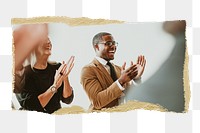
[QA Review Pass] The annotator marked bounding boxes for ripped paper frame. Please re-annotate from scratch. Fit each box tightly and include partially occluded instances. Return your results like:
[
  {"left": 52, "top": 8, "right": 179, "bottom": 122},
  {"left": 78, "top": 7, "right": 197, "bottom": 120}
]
[{"left": 12, "top": 17, "right": 190, "bottom": 114}]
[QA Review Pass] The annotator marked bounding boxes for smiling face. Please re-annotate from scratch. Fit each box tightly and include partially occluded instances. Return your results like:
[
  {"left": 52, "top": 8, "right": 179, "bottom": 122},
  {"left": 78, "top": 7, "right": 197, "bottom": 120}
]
[
  {"left": 95, "top": 35, "right": 117, "bottom": 61},
  {"left": 36, "top": 37, "right": 52, "bottom": 57}
]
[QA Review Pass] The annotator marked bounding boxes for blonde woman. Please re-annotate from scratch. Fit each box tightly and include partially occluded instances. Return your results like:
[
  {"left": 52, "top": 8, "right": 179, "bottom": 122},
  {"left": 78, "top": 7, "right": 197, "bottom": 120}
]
[{"left": 15, "top": 37, "right": 75, "bottom": 114}]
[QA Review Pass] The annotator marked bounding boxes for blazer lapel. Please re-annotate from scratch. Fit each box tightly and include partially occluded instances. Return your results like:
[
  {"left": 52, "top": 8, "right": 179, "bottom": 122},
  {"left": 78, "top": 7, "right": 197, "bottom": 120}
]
[{"left": 92, "top": 58, "right": 114, "bottom": 84}]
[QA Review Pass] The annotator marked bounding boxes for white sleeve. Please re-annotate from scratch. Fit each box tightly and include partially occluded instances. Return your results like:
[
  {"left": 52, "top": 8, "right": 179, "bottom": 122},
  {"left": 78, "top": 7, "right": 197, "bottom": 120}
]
[
  {"left": 132, "top": 77, "right": 142, "bottom": 86},
  {"left": 115, "top": 80, "right": 125, "bottom": 91}
]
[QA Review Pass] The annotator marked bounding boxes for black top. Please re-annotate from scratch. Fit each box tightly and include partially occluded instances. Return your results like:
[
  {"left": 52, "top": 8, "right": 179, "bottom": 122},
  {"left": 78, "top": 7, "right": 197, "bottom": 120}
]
[{"left": 15, "top": 63, "right": 74, "bottom": 114}]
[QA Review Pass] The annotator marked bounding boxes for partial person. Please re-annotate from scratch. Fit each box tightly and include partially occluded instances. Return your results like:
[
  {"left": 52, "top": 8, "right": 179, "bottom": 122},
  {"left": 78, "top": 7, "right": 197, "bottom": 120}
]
[{"left": 13, "top": 24, "right": 48, "bottom": 71}]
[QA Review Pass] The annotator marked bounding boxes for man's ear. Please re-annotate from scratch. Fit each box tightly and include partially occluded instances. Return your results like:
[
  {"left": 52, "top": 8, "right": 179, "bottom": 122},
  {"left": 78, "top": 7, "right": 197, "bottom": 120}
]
[{"left": 95, "top": 44, "right": 99, "bottom": 51}]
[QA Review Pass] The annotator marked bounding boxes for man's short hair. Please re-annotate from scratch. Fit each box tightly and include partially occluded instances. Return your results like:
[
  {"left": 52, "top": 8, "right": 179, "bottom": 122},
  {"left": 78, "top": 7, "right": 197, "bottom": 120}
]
[{"left": 92, "top": 32, "right": 112, "bottom": 46}]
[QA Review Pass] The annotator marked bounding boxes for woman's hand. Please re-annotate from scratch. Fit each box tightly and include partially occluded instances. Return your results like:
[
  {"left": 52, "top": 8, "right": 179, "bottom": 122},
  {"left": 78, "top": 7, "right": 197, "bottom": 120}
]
[
  {"left": 53, "top": 56, "right": 75, "bottom": 89},
  {"left": 62, "top": 56, "right": 75, "bottom": 98},
  {"left": 62, "top": 56, "right": 75, "bottom": 81},
  {"left": 53, "top": 63, "right": 66, "bottom": 89}
]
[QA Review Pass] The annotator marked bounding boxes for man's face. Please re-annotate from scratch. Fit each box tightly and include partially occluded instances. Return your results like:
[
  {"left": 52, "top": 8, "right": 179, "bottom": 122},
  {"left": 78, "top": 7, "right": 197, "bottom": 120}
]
[{"left": 95, "top": 35, "right": 117, "bottom": 61}]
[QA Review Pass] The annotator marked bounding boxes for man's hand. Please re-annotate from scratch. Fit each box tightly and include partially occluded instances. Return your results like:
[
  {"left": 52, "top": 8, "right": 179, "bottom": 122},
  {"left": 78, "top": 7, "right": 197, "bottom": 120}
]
[
  {"left": 118, "top": 55, "right": 146, "bottom": 86},
  {"left": 118, "top": 63, "right": 138, "bottom": 86},
  {"left": 134, "top": 55, "right": 146, "bottom": 80}
]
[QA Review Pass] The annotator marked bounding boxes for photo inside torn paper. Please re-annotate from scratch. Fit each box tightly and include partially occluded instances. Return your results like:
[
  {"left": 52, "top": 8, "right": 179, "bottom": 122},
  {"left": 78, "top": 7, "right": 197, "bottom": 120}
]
[{"left": 12, "top": 17, "right": 189, "bottom": 114}]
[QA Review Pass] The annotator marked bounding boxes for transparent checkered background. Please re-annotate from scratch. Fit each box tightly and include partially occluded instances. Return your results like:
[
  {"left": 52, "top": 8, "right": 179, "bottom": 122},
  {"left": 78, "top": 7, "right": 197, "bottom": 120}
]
[{"left": 0, "top": 0, "right": 199, "bottom": 133}]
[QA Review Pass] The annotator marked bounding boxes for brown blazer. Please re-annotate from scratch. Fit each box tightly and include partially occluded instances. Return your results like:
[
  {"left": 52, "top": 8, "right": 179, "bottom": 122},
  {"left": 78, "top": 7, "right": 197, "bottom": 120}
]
[{"left": 80, "top": 58, "right": 123, "bottom": 111}]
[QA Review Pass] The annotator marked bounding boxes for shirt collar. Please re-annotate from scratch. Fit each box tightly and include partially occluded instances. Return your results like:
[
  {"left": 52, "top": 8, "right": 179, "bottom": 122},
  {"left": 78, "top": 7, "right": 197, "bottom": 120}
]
[{"left": 95, "top": 56, "right": 108, "bottom": 66}]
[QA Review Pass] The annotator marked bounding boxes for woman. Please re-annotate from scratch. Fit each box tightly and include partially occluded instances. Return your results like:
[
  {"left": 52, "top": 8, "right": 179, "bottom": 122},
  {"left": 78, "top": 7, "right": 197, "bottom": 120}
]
[{"left": 15, "top": 37, "right": 75, "bottom": 114}]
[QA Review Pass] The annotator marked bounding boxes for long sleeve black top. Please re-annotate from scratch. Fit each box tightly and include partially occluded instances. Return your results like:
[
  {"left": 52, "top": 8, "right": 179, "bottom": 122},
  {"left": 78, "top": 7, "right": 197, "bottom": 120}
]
[{"left": 15, "top": 63, "right": 74, "bottom": 114}]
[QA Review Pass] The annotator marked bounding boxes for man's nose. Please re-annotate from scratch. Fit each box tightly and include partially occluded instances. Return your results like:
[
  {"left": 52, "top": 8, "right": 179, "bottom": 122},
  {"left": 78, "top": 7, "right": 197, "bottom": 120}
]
[{"left": 110, "top": 44, "right": 116, "bottom": 49}]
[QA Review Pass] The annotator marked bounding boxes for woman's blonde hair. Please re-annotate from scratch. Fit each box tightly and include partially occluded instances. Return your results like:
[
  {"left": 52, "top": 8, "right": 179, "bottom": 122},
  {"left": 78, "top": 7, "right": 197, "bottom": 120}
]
[
  {"left": 23, "top": 44, "right": 56, "bottom": 69},
  {"left": 22, "top": 50, "right": 36, "bottom": 69}
]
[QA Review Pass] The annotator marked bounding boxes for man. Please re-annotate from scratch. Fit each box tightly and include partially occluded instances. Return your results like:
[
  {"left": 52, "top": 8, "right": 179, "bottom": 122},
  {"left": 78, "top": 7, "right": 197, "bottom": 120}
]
[{"left": 81, "top": 32, "right": 146, "bottom": 111}]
